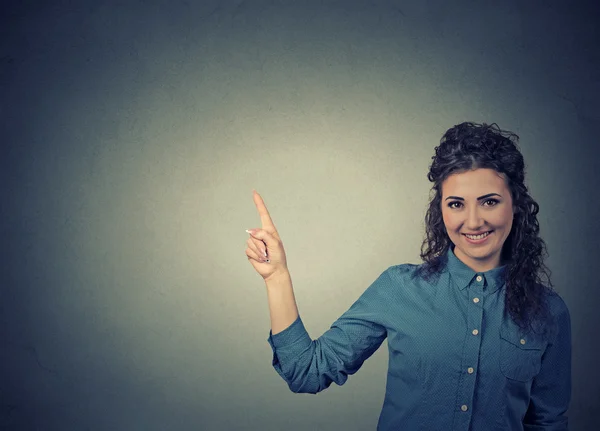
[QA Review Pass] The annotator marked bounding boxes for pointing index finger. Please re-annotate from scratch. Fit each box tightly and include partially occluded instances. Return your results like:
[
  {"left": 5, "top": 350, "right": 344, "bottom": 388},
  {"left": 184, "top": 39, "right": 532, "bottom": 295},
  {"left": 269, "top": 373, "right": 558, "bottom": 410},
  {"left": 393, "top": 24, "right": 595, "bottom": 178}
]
[{"left": 252, "top": 190, "right": 276, "bottom": 231}]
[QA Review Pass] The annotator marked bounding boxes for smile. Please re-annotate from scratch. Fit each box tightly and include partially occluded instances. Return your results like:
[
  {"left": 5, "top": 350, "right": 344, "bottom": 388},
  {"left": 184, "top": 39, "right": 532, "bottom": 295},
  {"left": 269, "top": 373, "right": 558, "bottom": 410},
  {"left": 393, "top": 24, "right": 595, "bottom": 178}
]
[{"left": 463, "top": 231, "right": 492, "bottom": 240}]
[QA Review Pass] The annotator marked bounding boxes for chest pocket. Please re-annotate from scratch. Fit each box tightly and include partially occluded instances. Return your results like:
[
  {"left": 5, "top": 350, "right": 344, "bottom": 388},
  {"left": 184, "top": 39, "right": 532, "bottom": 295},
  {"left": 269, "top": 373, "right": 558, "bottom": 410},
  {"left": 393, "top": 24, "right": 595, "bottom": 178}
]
[{"left": 499, "top": 322, "right": 548, "bottom": 382}]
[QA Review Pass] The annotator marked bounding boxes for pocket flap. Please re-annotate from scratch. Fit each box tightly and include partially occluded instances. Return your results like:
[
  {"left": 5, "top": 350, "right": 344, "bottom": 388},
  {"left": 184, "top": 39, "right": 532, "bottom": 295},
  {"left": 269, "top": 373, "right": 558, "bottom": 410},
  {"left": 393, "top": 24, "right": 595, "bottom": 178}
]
[{"left": 499, "top": 323, "right": 547, "bottom": 351}]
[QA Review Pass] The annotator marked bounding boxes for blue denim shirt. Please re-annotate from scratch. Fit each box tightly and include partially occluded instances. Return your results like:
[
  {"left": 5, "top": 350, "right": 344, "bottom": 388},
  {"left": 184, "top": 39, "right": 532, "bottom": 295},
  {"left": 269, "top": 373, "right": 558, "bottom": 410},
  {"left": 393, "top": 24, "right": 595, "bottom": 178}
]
[{"left": 267, "top": 247, "right": 571, "bottom": 430}]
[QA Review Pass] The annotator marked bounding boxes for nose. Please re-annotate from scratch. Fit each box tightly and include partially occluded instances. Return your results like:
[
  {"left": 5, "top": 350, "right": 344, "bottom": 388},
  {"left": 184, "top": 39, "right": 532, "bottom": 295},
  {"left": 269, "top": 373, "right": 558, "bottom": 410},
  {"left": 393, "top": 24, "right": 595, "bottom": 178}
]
[{"left": 465, "top": 205, "right": 485, "bottom": 230}]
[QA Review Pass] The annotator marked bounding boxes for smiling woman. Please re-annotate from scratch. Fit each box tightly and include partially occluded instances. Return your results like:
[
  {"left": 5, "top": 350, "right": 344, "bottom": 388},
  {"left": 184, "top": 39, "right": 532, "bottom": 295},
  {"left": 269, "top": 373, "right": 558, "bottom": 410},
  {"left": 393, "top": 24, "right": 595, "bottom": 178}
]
[{"left": 245, "top": 122, "right": 571, "bottom": 431}]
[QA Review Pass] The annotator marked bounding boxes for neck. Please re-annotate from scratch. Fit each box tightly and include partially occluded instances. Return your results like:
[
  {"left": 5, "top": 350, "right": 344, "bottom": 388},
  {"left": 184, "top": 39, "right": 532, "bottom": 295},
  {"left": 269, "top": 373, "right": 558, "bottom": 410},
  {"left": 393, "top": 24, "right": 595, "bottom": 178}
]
[{"left": 452, "top": 245, "right": 502, "bottom": 273}]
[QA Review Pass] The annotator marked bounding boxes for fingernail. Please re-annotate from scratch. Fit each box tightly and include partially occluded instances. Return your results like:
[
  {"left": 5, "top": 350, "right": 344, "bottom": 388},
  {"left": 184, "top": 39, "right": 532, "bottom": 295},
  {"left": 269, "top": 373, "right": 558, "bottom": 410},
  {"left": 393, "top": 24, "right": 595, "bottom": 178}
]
[
  {"left": 246, "top": 229, "right": 256, "bottom": 235},
  {"left": 263, "top": 249, "right": 267, "bottom": 257}
]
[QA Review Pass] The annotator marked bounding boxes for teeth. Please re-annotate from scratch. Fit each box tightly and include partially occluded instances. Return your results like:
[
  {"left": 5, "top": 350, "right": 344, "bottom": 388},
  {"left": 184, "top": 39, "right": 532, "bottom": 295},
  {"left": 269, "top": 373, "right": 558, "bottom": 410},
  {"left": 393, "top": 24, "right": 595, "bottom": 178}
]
[{"left": 465, "top": 231, "right": 491, "bottom": 240}]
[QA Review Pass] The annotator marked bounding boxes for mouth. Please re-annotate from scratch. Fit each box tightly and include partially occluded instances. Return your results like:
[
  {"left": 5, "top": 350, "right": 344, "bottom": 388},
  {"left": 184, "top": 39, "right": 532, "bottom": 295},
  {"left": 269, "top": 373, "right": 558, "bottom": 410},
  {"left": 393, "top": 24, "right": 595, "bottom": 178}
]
[{"left": 462, "top": 230, "right": 493, "bottom": 243}]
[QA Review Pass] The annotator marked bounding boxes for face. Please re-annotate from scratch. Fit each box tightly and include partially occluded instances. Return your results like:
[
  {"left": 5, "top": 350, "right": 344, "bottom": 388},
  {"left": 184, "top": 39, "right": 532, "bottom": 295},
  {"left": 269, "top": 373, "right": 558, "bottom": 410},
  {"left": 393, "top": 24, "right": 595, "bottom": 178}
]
[{"left": 441, "top": 168, "right": 515, "bottom": 273}]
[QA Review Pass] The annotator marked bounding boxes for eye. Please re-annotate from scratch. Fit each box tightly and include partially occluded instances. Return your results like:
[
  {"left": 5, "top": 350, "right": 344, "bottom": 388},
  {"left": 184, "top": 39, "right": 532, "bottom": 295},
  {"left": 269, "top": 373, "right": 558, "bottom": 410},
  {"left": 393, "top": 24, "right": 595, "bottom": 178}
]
[
  {"left": 483, "top": 199, "right": 499, "bottom": 206},
  {"left": 448, "top": 201, "right": 462, "bottom": 209}
]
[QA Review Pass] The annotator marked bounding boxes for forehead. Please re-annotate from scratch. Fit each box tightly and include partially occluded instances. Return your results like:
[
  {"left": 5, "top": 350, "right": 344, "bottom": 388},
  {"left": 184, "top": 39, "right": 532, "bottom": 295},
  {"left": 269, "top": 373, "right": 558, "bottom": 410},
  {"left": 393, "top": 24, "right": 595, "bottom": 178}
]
[{"left": 441, "top": 168, "right": 509, "bottom": 196}]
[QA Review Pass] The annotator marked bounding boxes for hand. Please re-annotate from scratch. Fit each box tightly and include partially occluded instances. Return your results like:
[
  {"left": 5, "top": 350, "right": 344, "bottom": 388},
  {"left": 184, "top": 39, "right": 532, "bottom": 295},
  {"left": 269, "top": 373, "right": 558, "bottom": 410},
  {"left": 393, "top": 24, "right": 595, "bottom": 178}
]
[{"left": 245, "top": 190, "right": 289, "bottom": 281}]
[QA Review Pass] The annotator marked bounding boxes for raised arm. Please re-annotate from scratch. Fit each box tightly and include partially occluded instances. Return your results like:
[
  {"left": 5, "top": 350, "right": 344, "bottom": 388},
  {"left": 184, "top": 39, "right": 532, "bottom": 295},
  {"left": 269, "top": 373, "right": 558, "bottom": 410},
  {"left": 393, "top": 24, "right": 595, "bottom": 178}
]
[{"left": 245, "top": 190, "right": 388, "bottom": 393}]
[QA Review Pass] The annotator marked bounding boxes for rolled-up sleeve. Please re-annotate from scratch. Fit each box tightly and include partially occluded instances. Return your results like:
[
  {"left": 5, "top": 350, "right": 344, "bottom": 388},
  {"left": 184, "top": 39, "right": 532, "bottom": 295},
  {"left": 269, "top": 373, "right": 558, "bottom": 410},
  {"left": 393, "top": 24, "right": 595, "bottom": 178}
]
[
  {"left": 523, "top": 296, "right": 572, "bottom": 430},
  {"left": 266, "top": 269, "right": 392, "bottom": 394}
]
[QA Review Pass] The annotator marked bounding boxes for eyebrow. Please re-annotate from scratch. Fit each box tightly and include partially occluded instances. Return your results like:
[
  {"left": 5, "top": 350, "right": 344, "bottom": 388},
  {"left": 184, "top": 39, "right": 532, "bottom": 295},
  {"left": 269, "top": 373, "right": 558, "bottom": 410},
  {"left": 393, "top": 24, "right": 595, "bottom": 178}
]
[{"left": 444, "top": 193, "right": 502, "bottom": 201}]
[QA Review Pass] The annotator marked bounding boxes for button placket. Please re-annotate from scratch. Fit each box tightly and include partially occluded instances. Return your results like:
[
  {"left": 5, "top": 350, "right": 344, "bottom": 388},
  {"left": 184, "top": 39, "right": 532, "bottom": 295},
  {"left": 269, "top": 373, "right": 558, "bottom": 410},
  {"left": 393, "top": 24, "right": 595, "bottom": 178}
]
[{"left": 455, "top": 278, "right": 484, "bottom": 427}]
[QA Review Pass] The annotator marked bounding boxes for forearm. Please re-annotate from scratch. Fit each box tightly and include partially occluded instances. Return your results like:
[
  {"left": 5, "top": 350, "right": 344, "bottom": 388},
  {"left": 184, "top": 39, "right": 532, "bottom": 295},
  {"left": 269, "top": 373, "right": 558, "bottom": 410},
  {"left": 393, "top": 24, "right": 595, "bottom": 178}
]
[{"left": 265, "top": 270, "right": 300, "bottom": 335}]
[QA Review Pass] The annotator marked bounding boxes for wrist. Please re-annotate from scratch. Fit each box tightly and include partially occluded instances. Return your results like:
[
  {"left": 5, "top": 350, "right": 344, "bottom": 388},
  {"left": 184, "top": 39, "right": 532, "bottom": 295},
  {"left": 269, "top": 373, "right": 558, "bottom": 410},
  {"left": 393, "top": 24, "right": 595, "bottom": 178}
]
[{"left": 265, "top": 269, "right": 291, "bottom": 288}]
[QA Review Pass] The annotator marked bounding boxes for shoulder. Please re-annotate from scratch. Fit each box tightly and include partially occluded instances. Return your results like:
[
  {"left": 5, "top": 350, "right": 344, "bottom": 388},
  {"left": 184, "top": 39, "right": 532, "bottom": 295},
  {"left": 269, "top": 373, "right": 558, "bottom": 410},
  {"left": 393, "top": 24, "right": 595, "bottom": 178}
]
[
  {"left": 355, "top": 263, "right": 424, "bottom": 306},
  {"left": 379, "top": 261, "right": 441, "bottom": 290},
  {"left": 540, "top": 285, "right": 570, "bottom": 319},
  {"left": 384, "top": 263, "right": 421, "bottom": 283},
  {"left": 361, "top": 264, "right": 419, "bottom": 294}
]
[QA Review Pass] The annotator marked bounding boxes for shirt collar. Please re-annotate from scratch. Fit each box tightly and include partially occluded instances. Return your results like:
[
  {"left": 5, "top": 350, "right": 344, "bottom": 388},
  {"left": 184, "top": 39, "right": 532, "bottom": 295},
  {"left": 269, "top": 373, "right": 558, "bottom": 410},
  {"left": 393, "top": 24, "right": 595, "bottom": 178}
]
[{"left": 445, "top": 246, "right": 506, "bottom": 293}]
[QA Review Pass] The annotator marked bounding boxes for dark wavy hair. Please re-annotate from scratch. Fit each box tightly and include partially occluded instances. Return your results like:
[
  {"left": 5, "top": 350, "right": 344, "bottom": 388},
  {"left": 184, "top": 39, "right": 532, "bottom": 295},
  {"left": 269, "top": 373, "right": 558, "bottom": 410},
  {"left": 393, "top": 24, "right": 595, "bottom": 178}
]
[{"left": 416, "top": 122, "right": 553, "bottom": 332}]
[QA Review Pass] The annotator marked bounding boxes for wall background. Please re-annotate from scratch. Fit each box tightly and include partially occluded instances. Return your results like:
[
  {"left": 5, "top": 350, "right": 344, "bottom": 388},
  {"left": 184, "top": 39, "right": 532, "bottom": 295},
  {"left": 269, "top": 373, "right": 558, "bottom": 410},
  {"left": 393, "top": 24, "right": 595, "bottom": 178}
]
[{"left": 2, "top": 1, "right": 599, "bottom": 430}]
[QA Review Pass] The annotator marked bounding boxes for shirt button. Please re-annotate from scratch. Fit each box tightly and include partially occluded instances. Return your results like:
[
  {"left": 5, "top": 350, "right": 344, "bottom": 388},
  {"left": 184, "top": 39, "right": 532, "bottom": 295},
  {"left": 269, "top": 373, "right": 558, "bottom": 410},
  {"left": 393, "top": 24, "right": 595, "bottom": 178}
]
[
  {"left": 467, "top": 367, "right": 474, "bottom": 374},
  {"left": 520, "top": 339, "right": 526, "bottom": 345},
  {"left": 472, "top": 329, "right": 479, "bottom": 335},
  {"left": 476, "top": 275, "right": 482, "bottom": 282},
  {"left": 473, "top": 297, "right": 480, "bottom": 303},
  {"left": 461, "top": 405, "right": 468, "bottom": 412}
]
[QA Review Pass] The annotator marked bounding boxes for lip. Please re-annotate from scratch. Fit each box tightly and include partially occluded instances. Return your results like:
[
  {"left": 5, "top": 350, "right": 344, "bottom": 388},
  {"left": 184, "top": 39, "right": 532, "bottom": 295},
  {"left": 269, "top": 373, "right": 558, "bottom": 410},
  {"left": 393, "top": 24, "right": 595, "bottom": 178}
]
[{"left": 462, "top": 230, "right": 493, "bottom": 244}]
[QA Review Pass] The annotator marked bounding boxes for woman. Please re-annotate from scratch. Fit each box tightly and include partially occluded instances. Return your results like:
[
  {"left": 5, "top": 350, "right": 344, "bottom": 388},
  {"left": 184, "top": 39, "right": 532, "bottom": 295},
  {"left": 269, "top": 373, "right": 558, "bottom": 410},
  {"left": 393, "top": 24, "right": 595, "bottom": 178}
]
[{"left": 244, "top": 122, "right": 571, "bottom": 431}]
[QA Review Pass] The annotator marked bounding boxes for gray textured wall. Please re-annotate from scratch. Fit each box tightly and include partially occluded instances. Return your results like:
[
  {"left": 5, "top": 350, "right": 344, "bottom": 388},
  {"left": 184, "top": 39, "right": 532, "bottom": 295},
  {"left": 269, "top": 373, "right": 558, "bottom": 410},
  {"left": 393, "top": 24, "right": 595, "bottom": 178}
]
[{"left": 2, "top": 1, "right": 599, "bottom": 430}]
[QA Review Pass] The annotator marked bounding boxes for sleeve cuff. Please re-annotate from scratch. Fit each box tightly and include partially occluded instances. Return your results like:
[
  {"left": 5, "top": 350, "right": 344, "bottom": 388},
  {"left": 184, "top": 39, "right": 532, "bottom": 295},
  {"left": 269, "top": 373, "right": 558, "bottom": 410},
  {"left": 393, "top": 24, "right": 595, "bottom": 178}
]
[{"left": 267, "top": 315, "right": 311, "bottom": 349}]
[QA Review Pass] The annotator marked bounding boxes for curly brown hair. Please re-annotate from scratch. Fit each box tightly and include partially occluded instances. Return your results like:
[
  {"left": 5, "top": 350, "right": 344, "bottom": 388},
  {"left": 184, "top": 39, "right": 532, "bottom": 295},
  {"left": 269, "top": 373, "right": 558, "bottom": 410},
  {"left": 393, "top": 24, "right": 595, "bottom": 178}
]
[{"left": 415, "top": 122, "right": 553, "bottom": 332}]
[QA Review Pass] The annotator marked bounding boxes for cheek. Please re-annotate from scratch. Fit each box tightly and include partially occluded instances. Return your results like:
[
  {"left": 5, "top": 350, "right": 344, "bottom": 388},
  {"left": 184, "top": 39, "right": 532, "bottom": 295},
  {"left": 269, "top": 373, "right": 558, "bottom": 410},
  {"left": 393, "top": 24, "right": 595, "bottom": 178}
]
[
  {"left": 441, "top": 211, "right": 458, "bottom": 232},
  {"left": 491, "top": 208, "right": 514, "bottom": 228}
]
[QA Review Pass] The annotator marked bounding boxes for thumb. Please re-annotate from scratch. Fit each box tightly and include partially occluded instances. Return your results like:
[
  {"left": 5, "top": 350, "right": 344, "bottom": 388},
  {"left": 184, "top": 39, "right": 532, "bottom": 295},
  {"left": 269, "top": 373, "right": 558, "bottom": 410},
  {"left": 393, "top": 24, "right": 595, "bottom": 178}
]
[{"left": 245, "top": 228, "right": 276, "bottom": 245}]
